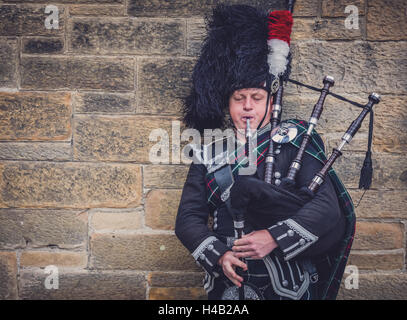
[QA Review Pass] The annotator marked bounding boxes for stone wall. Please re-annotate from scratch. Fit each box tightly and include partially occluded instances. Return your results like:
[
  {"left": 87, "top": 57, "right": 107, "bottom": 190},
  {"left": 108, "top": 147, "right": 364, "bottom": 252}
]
[{"left": 0, "top": 0, "right": 406, "bottom": 300}]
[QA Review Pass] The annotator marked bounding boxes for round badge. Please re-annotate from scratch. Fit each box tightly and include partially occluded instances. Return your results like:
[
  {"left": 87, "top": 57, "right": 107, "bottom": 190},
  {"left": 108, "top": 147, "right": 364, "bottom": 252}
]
[{"left": 271, "top": 122, "right": 298, "bottom": 144}]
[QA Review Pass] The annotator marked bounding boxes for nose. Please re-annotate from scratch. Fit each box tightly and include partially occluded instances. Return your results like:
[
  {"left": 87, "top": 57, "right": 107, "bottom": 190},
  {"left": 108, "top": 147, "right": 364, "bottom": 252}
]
[{"left": 243, "top": 97, "right": 253, "bottom": 111}]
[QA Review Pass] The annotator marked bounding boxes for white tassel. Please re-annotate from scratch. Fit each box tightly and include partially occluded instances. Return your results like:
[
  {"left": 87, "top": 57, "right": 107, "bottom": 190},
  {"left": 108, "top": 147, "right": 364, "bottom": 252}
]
[{"left": 267, "top": 38, "right": 290, "bottom": 77}]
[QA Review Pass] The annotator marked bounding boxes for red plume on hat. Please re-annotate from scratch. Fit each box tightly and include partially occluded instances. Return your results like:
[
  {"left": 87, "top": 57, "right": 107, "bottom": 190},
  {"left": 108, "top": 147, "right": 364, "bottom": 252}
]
[{"left": 267, "top": 10, "right": 293, "bottom": 78}]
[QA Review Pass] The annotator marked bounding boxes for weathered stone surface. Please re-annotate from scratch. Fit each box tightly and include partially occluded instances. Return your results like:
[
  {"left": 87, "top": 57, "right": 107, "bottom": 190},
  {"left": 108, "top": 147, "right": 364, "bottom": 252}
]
[
  {"left": 352, "top": 221, "right": 404, "bottom": 250},
  {"left": 333, "top": 152, "right": 407, "bottom": 190},
  {"left": 90, "top": 233, "right": 199, "bottom": 271},
  {"left": 292, "top": 18, "right": 363, "bottom": 41},
  {"left": 322, "top": 0, "right": 366, "bottom": 17},
  {"left": 0, "top": 142, "right": 72, "bottom": 161},
  {"left": 74, "top": 92, "right": 135, "bottom": 113},
  {"left": 138, "top": 58, "right": 194, "bottom": 115},
  {"left": 21, "top": 57, "right": 135, "bottom": 91},
  {"left": 0, "top": 252, "right": 18, "bottom": 299},
  {"left": 143, "top": 165, "right": 189, "bottom": 188},
  {"left": 186, "top": 19, "right": 205, "bottom": 57},
  {"left": 145, "top": 189, "right": 182, "bottom": 230},
  {"left": 289, "top": 41, "right": 407, "bottom": 95},
  {"left": 69, "top": 4, "right": 125, "bottom": 16},
  {"left": 373, "top": 95, "right": 407, "bottom": 154},
  {"left": 69, "top": 18, "right": 185, "bottom": 54},
  {"left": 90, "top": 208, "right": 143, "bottom": 231},
  {"left": 19, "top": 269, "right": 146, "bottom": 300},
  {"left": 0, "top": 5, "right": 64, "bottom": 36},
  {"left": 148, "top": 271, "right": 204, "bottom": 287},
  {"left": 0, "top": 162, "right": 142, "bottom": 208},
  {"left": 149, "top": 287, "right": 207, "bottom": 300},
  {"left": 323, "top": 132, "right": 369, "bottom": 153},
  {"left": 22, "top": 37, "right": 64, "bottom": 54},
  {"left": 292, "top": 0, "right": 319, "bottom": 17},
  {"left": 185, "top": 3, "right": 320, "bottom": 57},
  {"left": 282, "top": 93, "right": 369, "bottom": 134},
  {"left": 0, "top": 92, "right": 71, "bottom": 141},
  {"left": 7, "top": 0, "right": 124, "bottom": 3},
  {"left": 348, "top": 250, "right": 404, "bottom": 271},
  {"left": 20, "top": 251, "right": 88, "bottom": 268},
  {"left": 73, "top": 115, "right": 174, "bottom": 162},
  {"left": 349, "top": 189, "right": 407, "bottom": 219},
  {"left": 7, "top": 0, "right": 125, "bottom": 5},
  {"left": 337, "top": 273, "right": 407, "bottom": 300},
  {"left": 128, "top": 0, "right": 286, "bottom": 17},
  {"left": 0, "top": 38, "right": 17, "bottom": 87},
  {"left": 367, "top": 0, "right": 407, "bottom": 40},
  {"left": 0, "top": 209, "right": 87, "bottom": 249},
  {"left": 12, "top": 144, "right": 71, "bottom": 163}
]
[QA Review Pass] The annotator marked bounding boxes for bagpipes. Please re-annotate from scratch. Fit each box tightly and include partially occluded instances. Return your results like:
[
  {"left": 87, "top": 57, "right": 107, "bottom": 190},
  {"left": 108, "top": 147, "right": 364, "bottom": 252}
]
[{"left": 233, "top": 87, "right": 380, "bottom": 228}]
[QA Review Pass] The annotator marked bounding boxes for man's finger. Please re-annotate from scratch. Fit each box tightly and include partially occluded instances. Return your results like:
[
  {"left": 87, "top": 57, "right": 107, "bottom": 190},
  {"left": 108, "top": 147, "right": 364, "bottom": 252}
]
[
  {"left": 241, "top": 232, "right": 254, "bottom": 238},
  {"left": 234, "top": 251, "right": 256, "bottom": 259},
  {"left": 225, "top": 265, "right": 244, "bottom": 283},
  {"left": 233, "top": 238, "right": 251, "bottom": 246},
  {"left": 230, "top": 256, "right": 248, "bottom": 271},
  {"left": 232, "top": 244, "right": 253, "bottom": 252}
]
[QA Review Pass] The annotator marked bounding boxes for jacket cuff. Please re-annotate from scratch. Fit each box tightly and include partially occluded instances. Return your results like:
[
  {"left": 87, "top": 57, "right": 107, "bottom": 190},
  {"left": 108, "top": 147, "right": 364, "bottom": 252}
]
[
  {"left": 192, "top": 236, "right": 230, "bottom": 276},
  {"left": 267, "top": 219, "right": 319, "bottom": 261}
]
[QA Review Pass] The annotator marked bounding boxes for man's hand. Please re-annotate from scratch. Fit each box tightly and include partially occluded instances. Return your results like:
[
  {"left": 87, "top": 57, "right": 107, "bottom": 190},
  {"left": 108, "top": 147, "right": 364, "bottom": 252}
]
[
  {"left": 232, "top": 230, "right": 278, "bottom": 259},
  {"left": 218, "top": 251, "right": 248, "bottom": 287}
]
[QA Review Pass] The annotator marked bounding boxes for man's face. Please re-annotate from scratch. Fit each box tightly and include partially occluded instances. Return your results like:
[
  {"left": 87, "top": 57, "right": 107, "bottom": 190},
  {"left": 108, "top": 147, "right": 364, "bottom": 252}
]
[{"left": 229, "top": 88, "right": 272, "bottom": 131}]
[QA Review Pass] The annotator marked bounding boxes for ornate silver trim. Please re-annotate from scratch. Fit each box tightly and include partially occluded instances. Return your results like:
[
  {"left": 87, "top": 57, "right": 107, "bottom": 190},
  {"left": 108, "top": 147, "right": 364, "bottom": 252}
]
[
  {"left": 192, "top": 236, "right": 218, "bottom": 261},
  {"left": 263, "top": 255, "right": 310, "bottom": 300}
]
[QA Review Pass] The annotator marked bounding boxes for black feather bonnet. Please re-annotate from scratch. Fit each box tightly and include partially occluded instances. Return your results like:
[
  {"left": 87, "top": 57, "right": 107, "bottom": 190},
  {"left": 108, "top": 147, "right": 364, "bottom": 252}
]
[{"left": 182, "top": 4, "right": 292, "bottom": 132}]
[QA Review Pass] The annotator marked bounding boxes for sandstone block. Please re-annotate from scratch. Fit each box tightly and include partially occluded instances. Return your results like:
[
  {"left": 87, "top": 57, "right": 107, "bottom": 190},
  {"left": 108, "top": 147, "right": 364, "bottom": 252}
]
[
  {"left": 0, "top": 38, "right": 17, "bottom": 87},
  {"left": 73, "top": 115, "right": 173, "bottom": 162},
  {"left": 20, "top": 251, "right": 88, "bottom": 268},
  {"left": 68, "top": 4, "right": 125, "bottom": 16},
  {"left": 90, "top": 233, "right": 199, "bottom": 271},
  {"left": 333, "top": 152, "right": 407, "bottom": 190},
  {"left": 322, "top": 0, "right": 366, "bottom": 17},
  {"left": 337, "top": 272, "right": 407, "bottom": 300},
  {"left": 0, "top": 92, "right": 71, "bottom": 141},
  {"left": 138, "top": 58, "right": 194, "bottom": 115},
  {"left": 0, "top": 162, "right": 142, "bottom": 209},
  {"left": 22, "top": 37, "right": 64, "bottom": 54},
  {"left": 349, "top": 189, "right": 407, "bottom": 219},
  {"left": 19, "top": 269, "right": 146, "bottom": 300},
  {"left": 145, "top": 189, "right": 182, "bottom": 230},
  {"left": 148, "top": 271, "right": 204, "bottom": 287},
  {"left": 143, "top": 165, "right": 189, "bottom": 188},
  {"left": 352, "top": 221, "right": 404, "bottom": 250},
  {"left": 282, "top": 93, "right": 369, "bottom": 134},
  {"left": 0, "top": 5, "right": 64, "bottom": 36},
  {"left": 74, "top": 92, "right": 134, "bottom": 114},
  {"left": 367, "top": 0, "right": 407, "bottom": 40},
  {"left": 0, "top": 142, "right": 72, "bottom": 161},
  {"left": 289, "top": 41, "right": 407, "bottom": 95},
  {"left": 348, "top": 250, "right": 404, "bottom": 271},
  {"left": 186, "top": 19, "right": 205, "bottom": 57},
  {"left": 373, "top": 95, "right": 407, "bottom": 154},
  {"left": 0, "top": 209, "right": 87, "bottom": 249},
  {"left": 292, "top": 18, "right": 363, "bottom": 41},
  {"left": 149, "top": 287, "right": 207, "bottom": 300},
  {"left": 0, "top": 252, "right": 18, "bottom": 299},
  {"left": 90, "top": 208, "right": 143, "bottom": 231},
  {"left": 21, "top": 57, "right": 134, "bottom": 91},
  {"left": 69, "top": 18, "right": 184, "bottom": 54}
]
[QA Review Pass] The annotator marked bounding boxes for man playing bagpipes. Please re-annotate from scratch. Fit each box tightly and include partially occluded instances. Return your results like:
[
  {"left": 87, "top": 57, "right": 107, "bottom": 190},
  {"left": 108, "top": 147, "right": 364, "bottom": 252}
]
[{"left": 175, "top": 3, "right": 378, "bottom": 300}]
